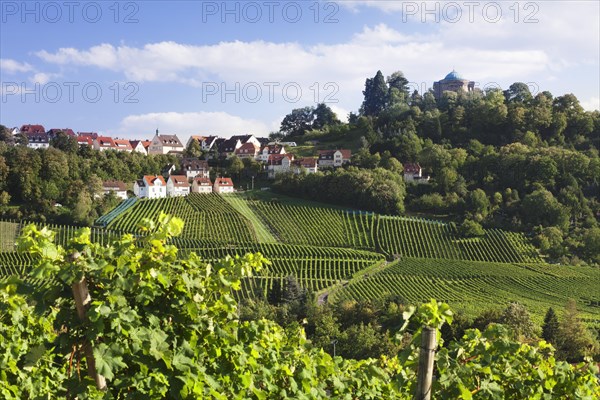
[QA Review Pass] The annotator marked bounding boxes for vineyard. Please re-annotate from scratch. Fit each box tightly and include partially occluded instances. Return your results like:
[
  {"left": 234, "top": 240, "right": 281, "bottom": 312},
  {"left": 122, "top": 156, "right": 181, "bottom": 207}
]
[
  {"left": 1, "top": 193, "right": 598, "bottom": 323},
  {"left": 331, "top": 257, "right": 600, "bottom": 323}
]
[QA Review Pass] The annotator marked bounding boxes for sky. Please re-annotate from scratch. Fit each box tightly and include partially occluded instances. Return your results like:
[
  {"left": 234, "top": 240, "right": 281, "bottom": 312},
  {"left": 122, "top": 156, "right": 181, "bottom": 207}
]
[{"left": 1, "top": 0, "right": 599, "bottom": 142}]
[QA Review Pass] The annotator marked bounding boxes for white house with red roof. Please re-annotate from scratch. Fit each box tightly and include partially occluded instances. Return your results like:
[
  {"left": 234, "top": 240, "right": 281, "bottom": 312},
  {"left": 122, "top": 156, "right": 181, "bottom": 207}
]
[
  {"left": 192, "top": 177, "right": 213, "bottom": 193},
  {"left": 213, "top": 177, "right": 235, "bottom": 193},
  {"left": 267, "top": 154, "right": 294, "bottom": 178},
  {"left": 259, "top": 144, "right": 286, "bottom": 162},
  {"left": 166, "top": 175, "right": 190, "bottom": 197},
  {"left": 292, "top": 157, "right": 318, "bottom": 174},
  {"left": 235, "top": 142, "right": 260, "bottom": 159},
  {"left": 129, "top": 140, "right": 151, "bottom": 155},
  {"left": 102, "top": 181, "right": 128, "bottom": 200},
  {"left": 77, "top": 136, "right": 94, "bottom": 147},
  {"left": 20, "top": 124, "right": 45, "bottom": 134},
  {"left": 317, "top": 149, "right": 351, "bottom": 168},
  {"left": 93, "top": 136, "right": 116, "bottom": 151},
  {"left": 113, "top": 139, "right": 133, "bottom": 152},
  {"left": 134, "top": 175, "right": 167, "bottom": 199},
  {"left": 403, "top": 163, "right": 430, "bottom": 183}
]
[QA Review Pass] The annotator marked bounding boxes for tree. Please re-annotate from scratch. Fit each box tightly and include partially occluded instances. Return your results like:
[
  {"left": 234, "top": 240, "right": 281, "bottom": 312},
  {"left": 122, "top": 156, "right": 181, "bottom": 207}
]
[
  {"left": 504, "top": 82, "right": 533, "bottom": 104},
  {"left": 466, "top": 189, "right": 490, "bottom": 220},
  {"left": 185, "top": 138, "right": 202, "bottom": 158},
  {"left": 459, "top": 219, "right": 485, "bottom": 238},
  {"left": 541, "top": 307, "right": 559, "bottom": 345},
  {"left": 50, "top": 131, "right": 78, "bottom": 153},
  {"left": 280, "top": 106, "right": 315, "bottom": 136},
  {"left": 0, "top": 124, "right": 14, "bottom": 144},
  {"left": 522, "top": 188, "right": 570, "bottom": 231},
  {"left": 386, "top": 71, "right": 410, "bottom": 106},
  {"left": 227, "top": 155, "right": 244, "bottom": 179},
  {"left": 312, "top": 103, "right": 340, "bottom": 130},
  {"left": 499, "top": 302, "right": 538, "bottom": 341},
  {"left": 556, "top": 299, "right": 598, "bottom": 361},
  {"left": 360, "top": 70, "right": 388, "bottom": 116}
]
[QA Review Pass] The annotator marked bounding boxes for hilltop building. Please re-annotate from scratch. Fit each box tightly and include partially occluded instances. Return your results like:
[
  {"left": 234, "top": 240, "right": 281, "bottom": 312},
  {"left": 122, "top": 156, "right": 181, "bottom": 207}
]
[{"left": 433, "top": 70, "right": 475, "bottom": 99}]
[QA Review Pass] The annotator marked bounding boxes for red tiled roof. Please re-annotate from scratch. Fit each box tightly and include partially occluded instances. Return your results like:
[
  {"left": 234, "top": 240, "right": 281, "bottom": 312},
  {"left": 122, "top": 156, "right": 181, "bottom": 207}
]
[
  {"left": 96, "top": 136, "right": 115, "bottom": 148},
  {"left": 214, "top": 177, "right": 234, "bottom": 186},
  {"left": 113, "top": 139, "right": 133, "bottom": 150},
  {"left": 193, "top": 177, "right": 212, "bottom": 186},
  {"left": 77, "top": 136, "right": 93, "bottom": 146},
  {"left": 78, "top": 132, "right": 98, "bottom": 139},
  {"left": 143, "top": 175, "right": 166, "bottom": 187},
  {"left": 168, "top": 175, "right": 189, "bottom": 188},
  {"left": 293, "top": 157, "right": 317, "bottom": 168},
  {"left": 235, "top": 142, "right": 259, "bottom": 154},
  {"left": 20, "top": 124, "right": 45, "bottom": 134},
  {"left": 403, "top": 163, "right": 421, "bottom": 174},
  {"left": 268, "top": 154, "right": 293, "bottom": 165}
]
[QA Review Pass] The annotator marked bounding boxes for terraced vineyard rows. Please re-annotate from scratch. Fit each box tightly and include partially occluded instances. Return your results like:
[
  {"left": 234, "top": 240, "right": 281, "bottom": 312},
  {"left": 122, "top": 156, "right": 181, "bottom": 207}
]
[
  {"left": 377, "top": 217, "right": 541, "bottom": 263},
  {"left": 247, "top": 201, "right": 375, "bottom": 249},
  {"left": 332, "top": 257, "right": 600, "bottom": 323},
  {"left": 107, "top": 194, "right": 257, "bottom": 243}
]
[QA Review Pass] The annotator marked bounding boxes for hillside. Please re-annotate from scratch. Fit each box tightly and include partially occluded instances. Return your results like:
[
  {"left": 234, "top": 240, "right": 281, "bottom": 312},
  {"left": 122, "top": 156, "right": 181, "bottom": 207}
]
[{"left": 3, "top": 193, "right": 597, "bottom": 325}]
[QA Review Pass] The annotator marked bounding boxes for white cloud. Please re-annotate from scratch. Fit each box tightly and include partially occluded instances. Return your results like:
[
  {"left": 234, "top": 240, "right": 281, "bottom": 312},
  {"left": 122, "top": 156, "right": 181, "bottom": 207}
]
[
  {"left": 581, "top": 97, "right": 600, "bottom": 112},
  {"left": 30, "top": 72, "right": 61, "bottom": 85},
  {"left": 109, "top": 111, "right": 271, "bottom": 141},
  {"left": 0, "top": 58, "right": 34, "bottom": 73}
]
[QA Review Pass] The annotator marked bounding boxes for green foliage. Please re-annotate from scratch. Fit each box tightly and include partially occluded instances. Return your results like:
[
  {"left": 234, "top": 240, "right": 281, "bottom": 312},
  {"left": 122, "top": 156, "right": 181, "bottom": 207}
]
[
  {"left": 1, "top": 218, "right": 599, "bottom": 398},
  {"left": 542, "top": 307, "right": 559, "bottom": 345},
  {"left": 459, "top": 219, "right": 485, "bottom": 238}
]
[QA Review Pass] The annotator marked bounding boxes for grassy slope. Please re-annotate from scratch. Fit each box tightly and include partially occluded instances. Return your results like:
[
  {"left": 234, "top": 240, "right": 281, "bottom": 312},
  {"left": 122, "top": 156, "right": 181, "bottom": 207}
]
[{"left": 221, "top": 194, "right": 277, "bottom": 243}]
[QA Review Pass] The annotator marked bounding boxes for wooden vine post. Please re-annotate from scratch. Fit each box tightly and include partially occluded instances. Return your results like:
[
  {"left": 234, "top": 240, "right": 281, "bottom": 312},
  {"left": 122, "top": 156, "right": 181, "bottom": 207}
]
[
  {"left": 72, "top": 276, "right": 107, "bottom": 390},
  {"left": 415, "top": 326, "right": 437, "bottom": 400}
]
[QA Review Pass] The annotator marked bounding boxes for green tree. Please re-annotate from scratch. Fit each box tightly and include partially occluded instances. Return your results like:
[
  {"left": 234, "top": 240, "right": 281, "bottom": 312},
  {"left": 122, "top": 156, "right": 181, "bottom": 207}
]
[
  {"left": 50, "top": 131, "right": 78, "bottom": 153},
  {"left": 499, "top": 302, "right": 538, "bottom": 341},
  {"left": 541, "top": 307, "right": 559, "bottom": 345},
  {"left": 280, "top": 106, "right": 315, "bottom": 136},
  {"left": 227, "top": 155, "right": 244, "bottom": 179},
  {"left": 312, "top": 103, "right": 340, "bottom": 129},
  {"left": 360, "top": 70, "right": 388, "bottom": 116},
  {"left": 556, "top": 299, "right": 598, "bottom": 361},
  {"left": 185, "top": 138, "right": 202, "bottom": 157}
]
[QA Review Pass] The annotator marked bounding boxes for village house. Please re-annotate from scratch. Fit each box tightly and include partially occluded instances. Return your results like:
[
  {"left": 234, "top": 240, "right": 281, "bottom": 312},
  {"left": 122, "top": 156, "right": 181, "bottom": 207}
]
[
  {"left": 25, "top": 132, "right": 50, "bottom": 149},
  {"left": 77, "top": 136, "right": 94, "bottom": 147},
  {"left": 77, "top": 132, "right": 98, "bottom": 139},
  {"left": 181, "top": 158, "right": 209, "bottom": 179},
  {"left": 235, "top": 142, "right": 260, "bottom": 159},
  {"left": 93, "top": 136, "right": 116, "bottom": 151},
  {"left": 20, "top": 124, "right": 46, "bottom": 135},
  {"left": 191, "top": 177, "right": 213, "bottom": 193},
  {"left": 403, "top": 163, "right": 430, "bottom": 184},
  {"left": 213, "top": 177, "right": 235, "bottom": 193},
  {"left": 102, "top": 181, "right": 128, "bottom": 200},
  {"left": 166, "top": 175, "right": 190, "bottom": 197},
  {"left": 113, "top": 139, "right": 133, "bottom": 152},
  {"left": 317, "top": 149, "right": 351, "bottom": 168},
  {"left": 267, "top": 154, "right": 294, "bottom": 179},
  {"left": 130, "top": 140, "right": 151, "bottom": 155},
  {"left": 259, "top": 144, "right": 286, "bottom": 162},
  {"left": 148, "top": 131, "right": 184, "bottom": 155},
  {"left": 218, "top": 137, "right": 242, "bottom": 158},
  {"left": 201, "top": 136, "right": 219, "bottom": 151},
  {"left": 292, "top": 157, "right": 318, "bottom": 174},
  {"left": 134, "top": 175, "right": 166, "bottom": 199}
]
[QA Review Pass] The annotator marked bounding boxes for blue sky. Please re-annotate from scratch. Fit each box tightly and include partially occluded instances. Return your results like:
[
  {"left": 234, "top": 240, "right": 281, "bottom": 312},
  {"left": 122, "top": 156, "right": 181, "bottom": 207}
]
[{"left": 1, "top": 1, "right": 599, "bottom": 142}]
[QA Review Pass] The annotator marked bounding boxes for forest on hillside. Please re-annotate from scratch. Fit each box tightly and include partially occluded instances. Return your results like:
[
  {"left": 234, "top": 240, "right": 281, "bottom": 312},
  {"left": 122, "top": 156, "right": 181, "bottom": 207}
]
[{"left": 273, "top": 71, "right": 600, "bottom": 266}]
